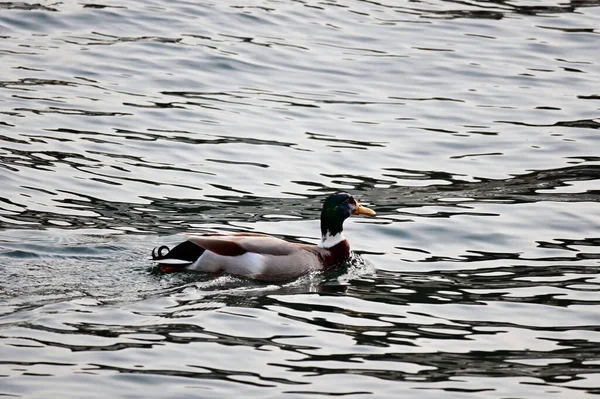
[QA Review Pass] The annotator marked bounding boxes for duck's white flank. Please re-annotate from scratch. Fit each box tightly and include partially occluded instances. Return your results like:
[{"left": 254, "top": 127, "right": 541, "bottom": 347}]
[
  {"left": 189, "top": 250, "right": 266, "bottom": 277},
  {"left": 318, "top": 232, "right": 346, "bottom": 249}
]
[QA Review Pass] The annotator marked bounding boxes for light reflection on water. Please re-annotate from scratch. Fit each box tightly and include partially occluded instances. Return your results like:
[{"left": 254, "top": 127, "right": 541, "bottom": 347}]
[{"left": 1, "top": 0, "right": 599, "bottom": 397}]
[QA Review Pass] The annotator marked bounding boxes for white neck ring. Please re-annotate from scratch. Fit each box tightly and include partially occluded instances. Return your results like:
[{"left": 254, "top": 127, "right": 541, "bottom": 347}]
[{"left": 318, "top": 231, "right": 345, "bottom": 248}]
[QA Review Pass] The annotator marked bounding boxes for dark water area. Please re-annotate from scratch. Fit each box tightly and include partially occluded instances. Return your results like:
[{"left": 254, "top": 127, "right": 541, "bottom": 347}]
[{"left": 1, "top": 0, "right": 600, "bottom": 397}]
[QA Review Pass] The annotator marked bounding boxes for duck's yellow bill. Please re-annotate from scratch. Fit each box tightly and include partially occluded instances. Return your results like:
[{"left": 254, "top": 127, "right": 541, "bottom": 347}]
[{"left": 354, "top": 203, "right": 376, "bottom": 217}]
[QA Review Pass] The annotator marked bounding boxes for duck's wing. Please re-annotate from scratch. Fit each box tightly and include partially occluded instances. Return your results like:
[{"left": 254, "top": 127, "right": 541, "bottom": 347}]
[{"left": 177, "top": 234, "right": 320, "bottom": 280}]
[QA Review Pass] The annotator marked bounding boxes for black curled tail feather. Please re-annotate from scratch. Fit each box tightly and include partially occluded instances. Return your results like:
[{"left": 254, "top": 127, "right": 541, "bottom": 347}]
[{"left": 152, "top": 245, "right": 171, "bottom": 260}]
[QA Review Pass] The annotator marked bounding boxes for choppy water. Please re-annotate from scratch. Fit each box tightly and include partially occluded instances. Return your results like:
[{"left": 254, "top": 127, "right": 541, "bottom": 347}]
[{"left": 1, "top": 0, "right": 600, "bottom": 397}]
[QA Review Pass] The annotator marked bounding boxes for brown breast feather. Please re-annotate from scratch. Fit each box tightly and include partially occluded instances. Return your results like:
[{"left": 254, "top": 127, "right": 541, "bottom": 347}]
[{"left": 298, "top": 240, "right": 351, "bottom": 270}]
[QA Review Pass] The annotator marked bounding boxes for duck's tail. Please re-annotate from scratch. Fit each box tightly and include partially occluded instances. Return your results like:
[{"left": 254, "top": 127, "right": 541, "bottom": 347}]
[{"left": 151, "top": 241, "right": 205, "bottom": 273}]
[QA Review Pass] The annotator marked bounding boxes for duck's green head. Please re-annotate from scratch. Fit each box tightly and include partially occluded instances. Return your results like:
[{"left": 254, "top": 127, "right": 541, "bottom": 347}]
[{"left": 320, "top": 192, "right": 376, "bottom": 237}]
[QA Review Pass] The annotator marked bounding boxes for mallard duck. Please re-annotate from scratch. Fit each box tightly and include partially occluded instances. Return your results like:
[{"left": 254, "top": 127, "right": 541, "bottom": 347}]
[{"left": 151, "top": 192, "right": 375, "bottom": 281}]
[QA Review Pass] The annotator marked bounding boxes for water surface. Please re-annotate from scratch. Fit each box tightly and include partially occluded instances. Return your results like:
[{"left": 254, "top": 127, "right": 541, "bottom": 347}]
[{"left": 1, "top": 0, "right": 599, "bottom": 397}]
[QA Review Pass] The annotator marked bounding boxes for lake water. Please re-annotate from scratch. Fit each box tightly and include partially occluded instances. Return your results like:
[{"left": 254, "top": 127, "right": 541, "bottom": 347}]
[{"left": 1, "top": 0, "right": 600, "bottom": 397}]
